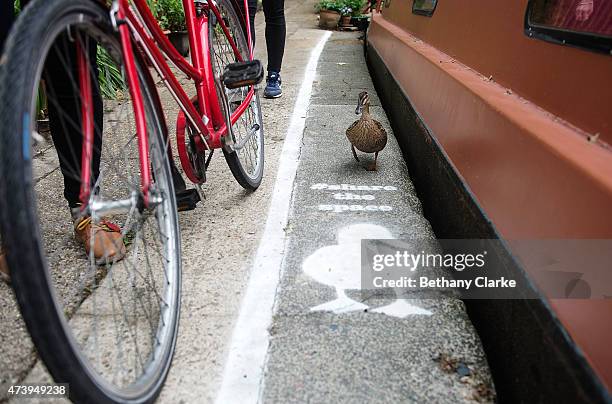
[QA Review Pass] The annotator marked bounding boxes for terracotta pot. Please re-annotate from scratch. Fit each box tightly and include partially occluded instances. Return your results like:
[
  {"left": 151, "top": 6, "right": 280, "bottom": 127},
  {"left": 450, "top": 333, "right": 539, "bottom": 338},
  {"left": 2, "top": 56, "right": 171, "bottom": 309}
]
[
  {"left": 319, "top": 9, "right": 341, "bottom": 29},
  {"left": 167, "top": 31, "right": 190, "bottom": 57},
  {"left": 340, "top": 15, "right": 352, "bottom": 27}
]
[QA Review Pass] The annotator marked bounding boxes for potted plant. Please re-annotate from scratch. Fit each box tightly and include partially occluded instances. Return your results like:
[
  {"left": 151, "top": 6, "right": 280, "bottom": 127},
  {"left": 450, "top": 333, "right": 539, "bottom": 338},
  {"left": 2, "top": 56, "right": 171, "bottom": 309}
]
[
  {"left": 317, "top": 0, "right": 342, "bottom": 29},
  {"left": 153, "top": 0, "right": 190, "bottom": 56},
  {"left": 343, "top": 0, "right": 368, "bottom": 29},
  {"left": 339, "top": 6, "right": 353, "bottom": 27}
]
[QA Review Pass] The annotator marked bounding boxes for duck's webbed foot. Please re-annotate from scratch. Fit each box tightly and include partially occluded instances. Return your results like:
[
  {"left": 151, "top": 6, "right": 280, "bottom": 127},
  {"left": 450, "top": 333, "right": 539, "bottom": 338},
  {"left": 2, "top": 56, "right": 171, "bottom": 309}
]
[{"left": 366, "top": 152, "right": 379, "bottom": 171}]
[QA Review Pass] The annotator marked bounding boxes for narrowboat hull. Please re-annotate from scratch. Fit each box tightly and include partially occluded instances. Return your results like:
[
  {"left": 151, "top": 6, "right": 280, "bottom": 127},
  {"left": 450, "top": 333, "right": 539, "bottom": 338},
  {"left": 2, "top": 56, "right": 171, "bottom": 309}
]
[{"left": 366, "top": 1, "right": 612, "bottom": 402}]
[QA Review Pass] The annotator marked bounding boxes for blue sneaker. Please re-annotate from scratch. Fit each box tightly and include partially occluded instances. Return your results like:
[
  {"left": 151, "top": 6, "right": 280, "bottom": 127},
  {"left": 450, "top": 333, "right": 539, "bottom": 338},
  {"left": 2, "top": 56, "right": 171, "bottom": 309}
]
[{"left": 264, "top": 71, "right": 282, "bottom": 98}]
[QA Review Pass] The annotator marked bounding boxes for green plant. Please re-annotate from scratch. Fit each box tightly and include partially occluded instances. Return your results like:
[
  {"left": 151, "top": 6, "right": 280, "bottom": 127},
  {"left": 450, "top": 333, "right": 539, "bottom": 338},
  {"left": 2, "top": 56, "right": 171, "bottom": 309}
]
[
  {"left": 316, "top": 0, "right": 343, "bottom": 13},
  {"left": 14, "top": 0, "right": 20, "bottom": 14},
  {"left": 343, "top": 0, "right": 365, "bottom": 15},
  {"left": 152, "top": 0, "right": 186, "bottom": 32},
  {"left": 147, "top": 0, "right": 162, "bottom": 20},
  {"left": 317, "top": 0, "right": 364, "bottom": 15},
  {"left": 35, "top": 85, "right": 47, "bottom": 120},
  {"left": 97, "top": 47, "right": 127, "bottom": 100}
]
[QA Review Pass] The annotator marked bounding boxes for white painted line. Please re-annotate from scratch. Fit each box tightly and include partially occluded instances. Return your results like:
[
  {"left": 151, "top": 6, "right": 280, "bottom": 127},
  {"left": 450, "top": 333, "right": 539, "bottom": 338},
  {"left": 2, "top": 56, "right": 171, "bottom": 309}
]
[{"left": 215, "top": 30, "right": 332, "bottom": 404}]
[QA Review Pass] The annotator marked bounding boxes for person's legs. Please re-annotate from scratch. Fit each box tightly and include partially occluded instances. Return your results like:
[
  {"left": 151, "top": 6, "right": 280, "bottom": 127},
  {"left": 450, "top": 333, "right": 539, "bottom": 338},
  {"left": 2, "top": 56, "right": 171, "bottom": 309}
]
[
  {"left": 262, "top": 0, "right": 285, "bottom": 98},
  {"left": 44, "top": 37, "right": 125, "bottom": 263},
  {"left": 239, "top": 0, "right": 285, "bottom": 97},
  {"left": 45, "top": 35, "right": 103, "bottom": 209},
  {"left": 1, "top": 0, "right": 124, "bottom": 269},
  {"left": 262, "top": 0, "right": 285, "bottom": 73}
]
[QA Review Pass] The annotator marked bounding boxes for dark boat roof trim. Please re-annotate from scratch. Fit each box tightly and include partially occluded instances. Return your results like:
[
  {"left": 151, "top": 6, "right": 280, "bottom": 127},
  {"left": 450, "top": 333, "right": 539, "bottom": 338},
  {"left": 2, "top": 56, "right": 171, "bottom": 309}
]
[
  {"left": 412, "top": 0, "right": 437, "bottom": 17},
  {"left": 524, "top": 0, "right": 612, "bottom": 55}
]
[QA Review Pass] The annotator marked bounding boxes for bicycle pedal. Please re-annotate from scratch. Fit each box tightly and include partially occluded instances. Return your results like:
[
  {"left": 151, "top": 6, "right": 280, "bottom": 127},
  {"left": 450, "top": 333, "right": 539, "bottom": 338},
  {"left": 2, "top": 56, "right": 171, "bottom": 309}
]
[
  {"left": 222, "top": 60, "right": 264, "bottom": 89},
  {"left": 175, "top": 189, "right": 201, "bottom": 212}
]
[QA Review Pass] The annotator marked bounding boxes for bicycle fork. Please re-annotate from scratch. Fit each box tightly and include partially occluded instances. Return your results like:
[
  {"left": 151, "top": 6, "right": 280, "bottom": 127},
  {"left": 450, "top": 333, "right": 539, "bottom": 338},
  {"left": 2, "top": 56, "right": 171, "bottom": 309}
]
[{"left": 77, "top": 0, "right": 156, "bottom": 220}]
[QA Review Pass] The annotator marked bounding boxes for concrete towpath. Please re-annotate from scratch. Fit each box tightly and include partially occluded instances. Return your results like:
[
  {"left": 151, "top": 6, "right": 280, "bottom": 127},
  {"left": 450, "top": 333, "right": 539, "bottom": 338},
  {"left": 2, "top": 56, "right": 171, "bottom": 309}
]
[{"left": 216, "top": 31, "right": 496, "bottom": 403}]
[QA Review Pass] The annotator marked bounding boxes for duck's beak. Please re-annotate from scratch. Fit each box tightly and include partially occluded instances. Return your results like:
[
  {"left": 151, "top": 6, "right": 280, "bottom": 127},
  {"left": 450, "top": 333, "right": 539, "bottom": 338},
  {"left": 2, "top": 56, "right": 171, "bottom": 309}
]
[{"left": 355, "top": 104, "right": 363, "bottom": 114}]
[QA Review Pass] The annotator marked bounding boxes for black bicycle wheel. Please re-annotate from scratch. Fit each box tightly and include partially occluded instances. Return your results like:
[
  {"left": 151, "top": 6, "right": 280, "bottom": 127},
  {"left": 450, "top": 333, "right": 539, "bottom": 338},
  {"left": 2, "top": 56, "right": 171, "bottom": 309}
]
[
  {"left": 209, "top": 0, "right": 265, "bottom": 191},
  {"left": 0, "top": 0, "right": 181, "bottom": 402}
]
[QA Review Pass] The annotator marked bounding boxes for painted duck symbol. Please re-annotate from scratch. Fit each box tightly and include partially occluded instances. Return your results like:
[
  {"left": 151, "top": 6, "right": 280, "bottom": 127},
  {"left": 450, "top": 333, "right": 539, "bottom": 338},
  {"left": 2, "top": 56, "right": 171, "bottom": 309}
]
[{"left": 303, "top": 223, "right": 432, "bottom": 318}]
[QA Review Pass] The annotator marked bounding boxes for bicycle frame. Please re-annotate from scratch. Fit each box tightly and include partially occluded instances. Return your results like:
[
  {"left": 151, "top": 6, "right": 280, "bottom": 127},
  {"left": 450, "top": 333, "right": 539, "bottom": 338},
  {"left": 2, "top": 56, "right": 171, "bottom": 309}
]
[{"left": 78, "top": 0, "right": 255, "bottom": 205}]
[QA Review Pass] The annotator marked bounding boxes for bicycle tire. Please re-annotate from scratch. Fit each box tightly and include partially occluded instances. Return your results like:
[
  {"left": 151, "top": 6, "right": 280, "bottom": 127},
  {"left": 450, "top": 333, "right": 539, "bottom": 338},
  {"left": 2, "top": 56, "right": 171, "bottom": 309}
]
[
  {"left": 0, "top": 0, "right": 181, "bottom": 402},
  {"left": 209, "top": 0, "right": 265, "bottom": 191}
]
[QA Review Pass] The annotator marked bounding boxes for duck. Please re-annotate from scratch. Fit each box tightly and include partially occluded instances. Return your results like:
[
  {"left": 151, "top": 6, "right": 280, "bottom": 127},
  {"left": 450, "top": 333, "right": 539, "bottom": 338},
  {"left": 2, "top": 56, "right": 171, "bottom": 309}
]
[{"left": 345, "top": 91, "right": 387, "bottom": 171}]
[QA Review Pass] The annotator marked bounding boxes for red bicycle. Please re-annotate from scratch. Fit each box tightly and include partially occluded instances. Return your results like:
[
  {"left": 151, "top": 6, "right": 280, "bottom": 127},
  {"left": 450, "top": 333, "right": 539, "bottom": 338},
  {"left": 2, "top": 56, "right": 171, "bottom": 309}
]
[{"left": 0, "top": 0, "right": 263, "bottom": 401}]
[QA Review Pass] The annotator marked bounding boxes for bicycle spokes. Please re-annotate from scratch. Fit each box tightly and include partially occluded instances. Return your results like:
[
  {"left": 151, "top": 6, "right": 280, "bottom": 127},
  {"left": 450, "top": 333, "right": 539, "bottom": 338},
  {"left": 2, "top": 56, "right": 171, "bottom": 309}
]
[{"left": 14, "top": 13, "right": 180, "bottom": 396}]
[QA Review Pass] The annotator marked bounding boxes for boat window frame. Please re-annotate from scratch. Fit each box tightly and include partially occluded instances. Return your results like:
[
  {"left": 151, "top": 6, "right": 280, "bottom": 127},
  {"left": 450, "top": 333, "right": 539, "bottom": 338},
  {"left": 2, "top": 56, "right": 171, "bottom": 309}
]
[
  {"left": 412, "top": 0, "right": 438, "bottom": 17},
  {"left": 524, "top": 0, "right": 612, "bottom": 55}
]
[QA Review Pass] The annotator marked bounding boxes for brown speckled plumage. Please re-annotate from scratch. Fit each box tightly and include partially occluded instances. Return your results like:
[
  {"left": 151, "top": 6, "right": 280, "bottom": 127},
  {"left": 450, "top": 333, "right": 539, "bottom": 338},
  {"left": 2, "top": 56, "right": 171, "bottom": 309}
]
[{"left": 346, "top": 92, "right": 387, "bottom": 170}]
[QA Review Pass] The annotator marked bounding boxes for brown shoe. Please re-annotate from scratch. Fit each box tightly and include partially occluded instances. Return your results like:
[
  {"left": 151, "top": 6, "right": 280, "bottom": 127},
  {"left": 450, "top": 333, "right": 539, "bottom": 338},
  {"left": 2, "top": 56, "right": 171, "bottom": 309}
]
[
  {"left": 75, "top": 217, "right": 126, "bottom": 265},
  {"left": 0, "top": 248, "right": 10, "bottom": 283}
]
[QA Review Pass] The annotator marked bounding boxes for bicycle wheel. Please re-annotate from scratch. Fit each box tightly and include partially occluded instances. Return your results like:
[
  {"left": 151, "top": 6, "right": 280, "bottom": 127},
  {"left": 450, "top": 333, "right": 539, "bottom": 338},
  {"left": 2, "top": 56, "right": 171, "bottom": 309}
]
[
  {"left": 0, "top": 0, "right": 180, "bottom": 402},
  {"left": 209, "top": 0, "right": 265, "bottom": 190}
]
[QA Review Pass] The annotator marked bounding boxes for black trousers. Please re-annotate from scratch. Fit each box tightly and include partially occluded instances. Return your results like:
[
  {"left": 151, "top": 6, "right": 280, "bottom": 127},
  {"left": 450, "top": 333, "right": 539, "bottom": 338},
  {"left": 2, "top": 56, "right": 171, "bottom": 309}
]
[
  {"left": 2, "top": 0, "right": 102, "bottom": 208},
  {"left": 45, "top": 37, "right": 104, "bottom": 208},
  {"left": 246, "top": 0, "right": 286, "bottom": 73}
]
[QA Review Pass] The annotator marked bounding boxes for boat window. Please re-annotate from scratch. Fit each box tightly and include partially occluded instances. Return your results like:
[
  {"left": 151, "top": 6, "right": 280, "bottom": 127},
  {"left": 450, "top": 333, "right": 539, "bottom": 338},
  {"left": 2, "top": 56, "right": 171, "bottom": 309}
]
[
  {"left": 525, "top": 0, "right": 612, "bottom": 54},
  {"left": 412, "top": 0, "right": 437, "bottom": 16}
]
